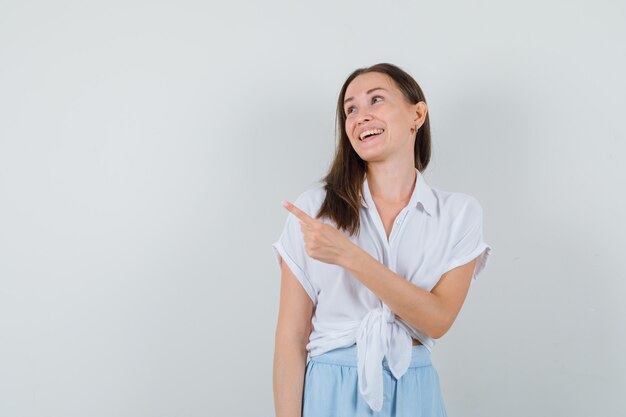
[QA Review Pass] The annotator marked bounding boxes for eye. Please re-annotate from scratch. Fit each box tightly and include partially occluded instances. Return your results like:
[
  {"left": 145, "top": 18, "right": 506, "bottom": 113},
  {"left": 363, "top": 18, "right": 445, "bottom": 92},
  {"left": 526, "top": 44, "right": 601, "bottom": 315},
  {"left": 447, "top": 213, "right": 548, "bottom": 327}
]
[
  {"left": 345, "top": 106, "right": 356, "bottom": 115},
  {"left": 372, "top": 95, "right": 383, "bottom": 104}
]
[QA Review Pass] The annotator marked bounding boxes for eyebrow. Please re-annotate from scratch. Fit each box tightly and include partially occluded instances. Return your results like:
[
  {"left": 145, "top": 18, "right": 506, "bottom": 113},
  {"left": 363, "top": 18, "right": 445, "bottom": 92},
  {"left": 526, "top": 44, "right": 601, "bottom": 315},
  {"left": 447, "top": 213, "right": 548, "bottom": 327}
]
[{"left": 344, "top": 87, "right": 388, "bottom": 105}]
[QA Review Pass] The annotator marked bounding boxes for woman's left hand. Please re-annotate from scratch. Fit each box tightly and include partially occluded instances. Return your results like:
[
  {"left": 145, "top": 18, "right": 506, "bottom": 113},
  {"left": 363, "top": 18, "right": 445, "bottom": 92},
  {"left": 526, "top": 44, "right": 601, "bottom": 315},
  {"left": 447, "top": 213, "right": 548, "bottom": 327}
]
[{"left": 281, "top": 200, "right": 355, "bottom": 266}]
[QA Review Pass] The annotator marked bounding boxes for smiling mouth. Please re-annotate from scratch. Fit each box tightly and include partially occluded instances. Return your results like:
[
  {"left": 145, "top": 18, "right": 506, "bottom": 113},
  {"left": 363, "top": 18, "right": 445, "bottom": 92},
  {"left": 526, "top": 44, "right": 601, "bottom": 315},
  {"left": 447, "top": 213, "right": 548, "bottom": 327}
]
[{"left": 359, "top": 128, "right": 385, "bottom": 141}]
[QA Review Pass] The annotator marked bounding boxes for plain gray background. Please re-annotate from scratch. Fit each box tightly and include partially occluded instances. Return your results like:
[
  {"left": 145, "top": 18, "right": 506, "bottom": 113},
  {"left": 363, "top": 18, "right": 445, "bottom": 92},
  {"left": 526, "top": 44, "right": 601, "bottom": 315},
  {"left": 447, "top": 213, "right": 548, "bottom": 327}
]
[{"left": 1, "top": 0, "right": 625, "bottom": 416}]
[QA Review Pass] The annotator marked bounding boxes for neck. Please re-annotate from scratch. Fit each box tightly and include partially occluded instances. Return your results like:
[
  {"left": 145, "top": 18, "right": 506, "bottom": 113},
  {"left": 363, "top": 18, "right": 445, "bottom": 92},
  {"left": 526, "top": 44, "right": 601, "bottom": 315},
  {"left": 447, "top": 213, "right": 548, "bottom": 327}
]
[{"left": 365, "top": 163, "right": 417, "bottom": 205}]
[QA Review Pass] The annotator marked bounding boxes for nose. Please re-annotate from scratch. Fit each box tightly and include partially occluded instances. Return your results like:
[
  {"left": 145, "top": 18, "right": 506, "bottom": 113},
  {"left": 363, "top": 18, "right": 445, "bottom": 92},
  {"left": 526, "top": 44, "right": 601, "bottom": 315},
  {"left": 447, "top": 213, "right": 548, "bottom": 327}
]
[{"left": 356, "top": 112, "right": 372, "bottom": 125}]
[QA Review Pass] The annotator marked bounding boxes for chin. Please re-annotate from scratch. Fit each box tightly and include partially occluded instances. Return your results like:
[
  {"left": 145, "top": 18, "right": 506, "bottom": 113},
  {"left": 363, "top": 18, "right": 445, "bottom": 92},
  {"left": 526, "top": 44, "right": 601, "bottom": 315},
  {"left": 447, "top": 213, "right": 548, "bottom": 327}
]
[{"left": 357, "top": 151, "right": 386, "bottom": 163}]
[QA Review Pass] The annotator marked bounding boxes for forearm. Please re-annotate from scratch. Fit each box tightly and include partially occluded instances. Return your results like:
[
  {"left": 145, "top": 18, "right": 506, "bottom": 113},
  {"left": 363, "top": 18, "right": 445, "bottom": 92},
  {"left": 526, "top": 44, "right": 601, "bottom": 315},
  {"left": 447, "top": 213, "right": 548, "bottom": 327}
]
[
  {"left": 341, "top": 243, "right": 448, "bottom": 339},
  {"left": 273, "top": 338, "right": 308, "bottom": 417}
]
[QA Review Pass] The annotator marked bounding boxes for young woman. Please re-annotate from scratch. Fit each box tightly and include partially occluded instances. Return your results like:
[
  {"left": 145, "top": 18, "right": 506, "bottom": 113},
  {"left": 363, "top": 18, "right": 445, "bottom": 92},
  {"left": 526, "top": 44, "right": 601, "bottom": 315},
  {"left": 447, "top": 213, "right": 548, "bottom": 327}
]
[{"left": 272, "top": 63, "right": 492, "bottom": 417}]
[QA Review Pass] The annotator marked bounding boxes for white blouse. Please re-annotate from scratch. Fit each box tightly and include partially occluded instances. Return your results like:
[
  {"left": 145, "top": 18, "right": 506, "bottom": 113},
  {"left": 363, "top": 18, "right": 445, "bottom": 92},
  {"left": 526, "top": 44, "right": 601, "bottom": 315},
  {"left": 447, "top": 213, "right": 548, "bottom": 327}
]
[{"left": 272, "top": 168, "right": 492, "bottom": 412}]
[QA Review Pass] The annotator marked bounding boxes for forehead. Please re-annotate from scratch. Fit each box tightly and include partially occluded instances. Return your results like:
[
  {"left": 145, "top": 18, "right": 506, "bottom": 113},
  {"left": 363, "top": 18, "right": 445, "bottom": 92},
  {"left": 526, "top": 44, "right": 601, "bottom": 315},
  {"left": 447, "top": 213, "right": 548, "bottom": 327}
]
[{"left": 345, "top": 72, "right": 397, "bottom": 98}]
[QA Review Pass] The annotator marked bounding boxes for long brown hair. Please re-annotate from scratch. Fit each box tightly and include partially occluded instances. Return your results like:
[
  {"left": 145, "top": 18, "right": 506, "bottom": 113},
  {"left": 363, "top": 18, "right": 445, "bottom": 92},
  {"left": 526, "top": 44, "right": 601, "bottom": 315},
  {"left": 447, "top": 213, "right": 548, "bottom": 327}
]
[{"left": 314, "top": 63, "right": 431, "bottom": 237}]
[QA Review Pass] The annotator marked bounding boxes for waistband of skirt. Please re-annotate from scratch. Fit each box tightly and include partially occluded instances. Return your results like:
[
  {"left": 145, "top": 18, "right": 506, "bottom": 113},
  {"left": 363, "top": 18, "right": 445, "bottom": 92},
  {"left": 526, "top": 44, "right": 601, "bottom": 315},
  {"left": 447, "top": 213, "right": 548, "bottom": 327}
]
[{"left": 308, "top": 344, "right": 432, "bottom": 369}]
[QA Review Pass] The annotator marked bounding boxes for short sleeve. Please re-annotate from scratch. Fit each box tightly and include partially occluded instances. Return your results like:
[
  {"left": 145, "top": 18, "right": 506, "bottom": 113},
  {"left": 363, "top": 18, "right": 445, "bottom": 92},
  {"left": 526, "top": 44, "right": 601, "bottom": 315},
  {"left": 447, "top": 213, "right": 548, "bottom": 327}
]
[
  {"left": 271, "top": 199, "right": 318, "bottom": 304},
  {"left": 443, "top": 197, "right": 492, "bottom": 281}
]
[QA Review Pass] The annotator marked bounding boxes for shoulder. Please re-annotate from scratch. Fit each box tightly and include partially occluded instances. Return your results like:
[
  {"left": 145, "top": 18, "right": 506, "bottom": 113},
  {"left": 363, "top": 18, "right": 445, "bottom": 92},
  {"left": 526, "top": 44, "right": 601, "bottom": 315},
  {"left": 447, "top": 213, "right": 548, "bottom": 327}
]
[
  {"left": 292, "top": 182, "right": 327, "bottom": 217},
  {"left": 429, "top": 186, "right": 483, "bottom": 225}
]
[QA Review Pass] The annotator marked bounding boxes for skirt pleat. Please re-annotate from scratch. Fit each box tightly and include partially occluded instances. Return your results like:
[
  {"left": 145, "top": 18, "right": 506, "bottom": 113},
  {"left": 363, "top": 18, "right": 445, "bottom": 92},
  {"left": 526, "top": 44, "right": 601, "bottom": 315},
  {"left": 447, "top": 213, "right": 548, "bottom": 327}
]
[{"left": 302, "top": 344, "right": 448, "bottom": 417}]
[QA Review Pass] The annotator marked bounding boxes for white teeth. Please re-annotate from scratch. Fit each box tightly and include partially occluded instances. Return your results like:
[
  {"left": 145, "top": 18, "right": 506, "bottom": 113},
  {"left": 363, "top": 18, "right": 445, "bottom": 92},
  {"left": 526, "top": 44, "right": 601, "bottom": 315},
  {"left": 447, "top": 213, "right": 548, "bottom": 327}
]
[{"left": 359, "top": 129, "right": 384, "bottom": 141}]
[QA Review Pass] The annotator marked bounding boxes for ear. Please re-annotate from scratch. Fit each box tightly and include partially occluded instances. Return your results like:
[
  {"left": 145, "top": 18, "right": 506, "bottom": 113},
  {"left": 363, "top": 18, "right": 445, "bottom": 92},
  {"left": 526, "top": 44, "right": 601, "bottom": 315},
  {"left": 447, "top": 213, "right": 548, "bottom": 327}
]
[{"left": 413, "top": 101, "right": 428, "bottom": 128}]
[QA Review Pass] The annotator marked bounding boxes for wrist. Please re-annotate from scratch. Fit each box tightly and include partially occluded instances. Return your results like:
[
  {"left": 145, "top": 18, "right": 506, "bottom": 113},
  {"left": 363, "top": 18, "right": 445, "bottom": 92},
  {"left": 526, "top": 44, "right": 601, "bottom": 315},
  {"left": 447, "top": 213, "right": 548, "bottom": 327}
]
[{"left": 340, "top": 241, "right": 364, "bottom": 270}]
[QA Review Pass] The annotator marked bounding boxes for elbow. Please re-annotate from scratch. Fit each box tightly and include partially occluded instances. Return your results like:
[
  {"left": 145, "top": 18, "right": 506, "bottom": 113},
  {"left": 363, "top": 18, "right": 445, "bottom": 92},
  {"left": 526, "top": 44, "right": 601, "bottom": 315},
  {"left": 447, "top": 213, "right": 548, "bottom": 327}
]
[
  {"left": 408, "top": 320, "right": 448, "bottom": 340},
  {"left": 403, "top": 303, "right": 454, "bottom": 340},
  {"left": 428, "top": 317, "right": 453, "bottom": 340},
  {"left": 430, "top": 328, "right": 447, "bottom": 340}
]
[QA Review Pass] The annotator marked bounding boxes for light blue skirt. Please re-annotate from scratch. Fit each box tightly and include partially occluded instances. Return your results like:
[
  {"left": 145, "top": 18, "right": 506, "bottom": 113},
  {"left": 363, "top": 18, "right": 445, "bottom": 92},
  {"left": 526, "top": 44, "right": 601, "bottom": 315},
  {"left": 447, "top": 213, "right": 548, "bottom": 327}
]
[{"left": 303, "top": 344, "right": 448, "bottom": 417}]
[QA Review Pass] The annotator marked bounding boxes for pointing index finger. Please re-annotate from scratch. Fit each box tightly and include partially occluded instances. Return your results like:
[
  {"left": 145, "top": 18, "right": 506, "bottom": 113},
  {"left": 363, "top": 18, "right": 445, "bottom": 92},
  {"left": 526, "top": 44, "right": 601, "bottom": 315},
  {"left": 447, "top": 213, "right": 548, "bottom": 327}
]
[{"left": 281, "top": 200, "right": 314, "bottom": 224}]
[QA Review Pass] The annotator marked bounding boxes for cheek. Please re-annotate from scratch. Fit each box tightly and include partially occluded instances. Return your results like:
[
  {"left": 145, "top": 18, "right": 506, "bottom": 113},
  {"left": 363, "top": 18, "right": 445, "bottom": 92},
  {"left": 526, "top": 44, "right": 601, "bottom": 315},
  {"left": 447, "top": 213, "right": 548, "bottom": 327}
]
[{"left": 345, "top": 121, "right": 354, "bottom": 137}]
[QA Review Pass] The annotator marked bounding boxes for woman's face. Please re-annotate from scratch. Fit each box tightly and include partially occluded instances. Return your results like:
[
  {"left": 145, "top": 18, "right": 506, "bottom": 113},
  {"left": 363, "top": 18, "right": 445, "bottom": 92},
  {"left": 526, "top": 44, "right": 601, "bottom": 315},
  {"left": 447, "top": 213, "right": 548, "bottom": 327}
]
[{"left": 343, "top": 72, "right": 423, "bottom": 162}]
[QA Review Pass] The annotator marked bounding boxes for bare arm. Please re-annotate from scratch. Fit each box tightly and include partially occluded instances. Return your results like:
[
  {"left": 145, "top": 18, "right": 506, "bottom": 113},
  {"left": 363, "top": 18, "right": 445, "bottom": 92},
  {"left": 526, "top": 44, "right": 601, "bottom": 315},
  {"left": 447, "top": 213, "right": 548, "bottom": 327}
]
[
  {"left": 273, "top": 257, "right": 314, "bottom": 417},
  {"left": 280, "top": 199, "right": 476, "bottom": 341},
  {"left": 342, "top": 244, "right": 476, "bottom": 339}
]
